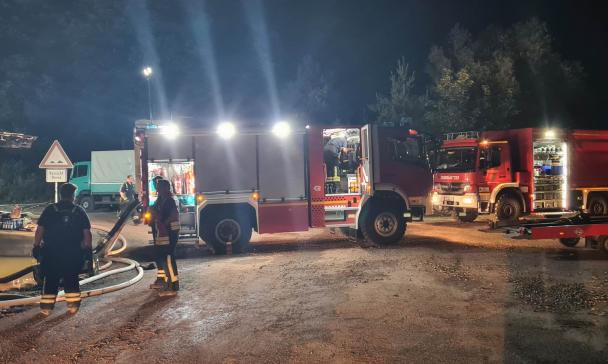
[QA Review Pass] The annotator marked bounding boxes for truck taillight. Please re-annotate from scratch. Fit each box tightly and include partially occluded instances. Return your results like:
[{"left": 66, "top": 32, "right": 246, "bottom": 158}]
[
  {"left": 196, "top": 194, "right": 205, "bottom": 203},
  {"left": 144, "top": 211, "right": 152, "bottom": 222},
  {"left": 251, "top": 192, "right": 260, "bottom": 202}
]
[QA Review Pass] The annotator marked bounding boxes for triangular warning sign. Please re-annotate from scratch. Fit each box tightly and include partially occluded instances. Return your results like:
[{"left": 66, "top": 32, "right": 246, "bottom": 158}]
[{"left": 39, "top": 140, "right": 73, "bottom": 169}]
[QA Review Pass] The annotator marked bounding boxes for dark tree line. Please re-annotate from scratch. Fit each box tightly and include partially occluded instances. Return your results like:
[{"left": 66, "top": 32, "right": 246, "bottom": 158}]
[{"left": 371, "top": 19, "right": 585, "bottom": 133}]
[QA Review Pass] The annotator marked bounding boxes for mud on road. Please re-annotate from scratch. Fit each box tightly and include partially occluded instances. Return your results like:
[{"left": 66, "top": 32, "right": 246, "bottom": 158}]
[{"left": 1, "top": 216, "right": 607, "bottom": 363}]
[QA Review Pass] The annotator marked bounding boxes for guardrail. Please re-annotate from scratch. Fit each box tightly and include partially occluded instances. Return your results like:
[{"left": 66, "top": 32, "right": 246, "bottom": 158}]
[{"left": 0, "top": 202, "right": 51, "bottom": 212}]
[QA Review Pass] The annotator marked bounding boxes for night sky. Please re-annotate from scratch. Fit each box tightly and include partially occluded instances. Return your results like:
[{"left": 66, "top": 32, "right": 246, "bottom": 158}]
[{"left": 3, "top": 0, "right": 607, "bottom": 160}]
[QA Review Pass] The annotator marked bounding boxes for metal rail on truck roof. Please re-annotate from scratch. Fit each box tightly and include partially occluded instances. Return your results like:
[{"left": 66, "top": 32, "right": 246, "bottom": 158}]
[{"left": 443, "top": 131, "right": 480, "bottom": 141}]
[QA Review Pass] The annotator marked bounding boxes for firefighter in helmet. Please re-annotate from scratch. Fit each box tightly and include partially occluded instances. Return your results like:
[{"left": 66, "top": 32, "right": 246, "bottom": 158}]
[
  {"left": 152, "top": 179, "right": 180, "bottom": 296},
  {"left": 34, "top": 183, "right": 92, "bottom": 316}
]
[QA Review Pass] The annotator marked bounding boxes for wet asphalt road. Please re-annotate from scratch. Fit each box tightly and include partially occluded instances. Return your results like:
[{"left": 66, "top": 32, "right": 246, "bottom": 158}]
[{"left": 0, "top": 214, "right": 607, "bottom": 363}]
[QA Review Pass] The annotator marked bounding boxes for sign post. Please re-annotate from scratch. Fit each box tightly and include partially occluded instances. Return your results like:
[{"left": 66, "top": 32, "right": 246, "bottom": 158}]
[{"left": 39, "top": 140, "right": 73, "bottom": 203}]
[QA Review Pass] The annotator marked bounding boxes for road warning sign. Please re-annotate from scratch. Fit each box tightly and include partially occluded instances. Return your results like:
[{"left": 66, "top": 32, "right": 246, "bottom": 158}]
[{"left": 39, "top": 140, "right": 73, "bottom": 169}]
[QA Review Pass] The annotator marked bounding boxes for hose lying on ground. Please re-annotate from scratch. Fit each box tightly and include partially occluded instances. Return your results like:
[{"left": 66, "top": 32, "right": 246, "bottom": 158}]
[
  {"left": 0, "top": 265, "right": 37, "bottom": 284},
  {"left": 0, "top": 223, "right": 144, "bottom": 308},
  {"left": 0, "top": 257, "right": 143, "bottom": 308}
]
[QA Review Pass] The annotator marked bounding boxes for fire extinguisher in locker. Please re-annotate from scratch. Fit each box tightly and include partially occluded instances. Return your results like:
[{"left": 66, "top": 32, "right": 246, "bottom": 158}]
[
  {"left": 184, "top": 169, "right": 194, "bottom": 194},
  {"left": 173, "top": 173, "right": 183, "bottom": 195}
]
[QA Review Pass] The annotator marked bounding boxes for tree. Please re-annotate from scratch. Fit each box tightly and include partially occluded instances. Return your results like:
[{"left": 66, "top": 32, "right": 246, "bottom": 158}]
[
  {"left": 370, "top": 58, "right": 428, "bottom": 129},
  {"left": 424, "top": 24, "right": 519, "bottom": 132},
  {"left": 423, "top": 19, "right": 584, "bottom": 133},
  {"left": 282, "top": 55, "right": 331, "bottom": 122}
]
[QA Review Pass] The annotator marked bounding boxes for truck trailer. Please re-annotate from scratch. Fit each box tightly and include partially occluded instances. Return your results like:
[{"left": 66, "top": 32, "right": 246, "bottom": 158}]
[
  {"left": 431, "top": 128, "right": 608, "bottom": 223},
  {"left": 134, "top": 120, "right": 432, "bottom": 253},
  {"left": 70, "top": 150, "right": 136, "bottom": 211}
]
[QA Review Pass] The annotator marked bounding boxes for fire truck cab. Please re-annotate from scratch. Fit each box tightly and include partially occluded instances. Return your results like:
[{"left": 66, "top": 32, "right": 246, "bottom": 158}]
[
  {"left": 432, "top": 128, "right": 608, "bottom": 223},
  {"left": 135, "top": 120, "right": 432, "bottom": 254}
]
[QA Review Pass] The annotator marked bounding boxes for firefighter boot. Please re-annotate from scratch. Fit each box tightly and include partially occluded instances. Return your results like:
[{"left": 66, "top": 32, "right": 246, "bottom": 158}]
[
  {"left": 40, "top": 308, "right": 52, "bottom": 317},
  {"left": 149, "top": 278, "right": 165, "bottom": 289},
  {"left": 158, "top": 288, "right": 178, "bottom": 297},
  {"left": 67, "top": 303, "right": 80, "bottom": 314},
  {"left": 65, "top": 292, "right": 81, "bottom": 314},
  {"left": 149, "top": 269, "right": 166, "bottom": 289},
  {"left": 158, "top": 283, "right": 178, "bottom": 297}
]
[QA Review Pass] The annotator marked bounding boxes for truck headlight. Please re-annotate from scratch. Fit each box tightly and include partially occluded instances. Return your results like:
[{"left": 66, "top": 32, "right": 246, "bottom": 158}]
[
  {"left": 463, "top": 197, "right": 474, "bottom": 205},
  {"left": 431, "top": 192, "right": 440, "bottom": 205}
]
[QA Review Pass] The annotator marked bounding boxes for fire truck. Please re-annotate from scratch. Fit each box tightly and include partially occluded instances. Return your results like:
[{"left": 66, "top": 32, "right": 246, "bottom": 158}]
[
  {"left": 431, "top": 128, "right": 608, "bottom": 223},
  {"left": 134, "top": 120, "right": 432, "bottom": 253}
]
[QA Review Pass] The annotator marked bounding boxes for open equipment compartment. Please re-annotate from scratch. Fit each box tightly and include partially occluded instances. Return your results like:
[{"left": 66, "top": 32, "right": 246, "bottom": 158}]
[
  {"left": 323, "top": 127, "right": 361, "bottom": 196},
  {"left": 532, "top": 135, "right": 568, "bottom": 211}
]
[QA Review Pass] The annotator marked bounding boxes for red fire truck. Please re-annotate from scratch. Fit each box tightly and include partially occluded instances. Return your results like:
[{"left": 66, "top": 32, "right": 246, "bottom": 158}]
[
  {"left": 134, "top": 120, "right": 432, "bottom": 253},
  {"left": 431, "top": 128, "right": 608, "bottom": 223}
]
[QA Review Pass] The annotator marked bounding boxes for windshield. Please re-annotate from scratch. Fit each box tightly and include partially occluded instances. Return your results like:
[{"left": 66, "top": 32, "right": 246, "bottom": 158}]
[{"left": 435, "top": 147, "right": 478, "bottom": 172}]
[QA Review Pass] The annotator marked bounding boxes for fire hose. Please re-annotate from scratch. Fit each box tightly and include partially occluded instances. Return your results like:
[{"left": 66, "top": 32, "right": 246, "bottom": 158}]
[{"left": 0, "top": 201, "right": 145, "bottom": 308}]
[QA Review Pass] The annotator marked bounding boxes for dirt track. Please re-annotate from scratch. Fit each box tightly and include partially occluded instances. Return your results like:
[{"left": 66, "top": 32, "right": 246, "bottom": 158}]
[{"left": 1, "top": 216, "right": 607, "bottom": 363}]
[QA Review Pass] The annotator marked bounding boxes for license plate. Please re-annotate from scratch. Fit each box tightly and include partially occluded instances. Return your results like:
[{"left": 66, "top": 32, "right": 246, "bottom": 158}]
[{"left": 458, "top": 212, "right": 467, "bottom": 216}]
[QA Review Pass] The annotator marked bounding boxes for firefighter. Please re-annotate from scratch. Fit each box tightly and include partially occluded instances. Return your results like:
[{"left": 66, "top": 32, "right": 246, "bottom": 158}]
[
  {"left": 34, "top": 183, "right": 92, "bottom": 316},
  {"left": 119, "top": 175, "right": 137, "bottom": 220},
  {"left": 153, "top": 179, "right": 180, "bottom": 296},
  {"left": 323, "top": 134, "right": 351, "bottom": 178},
  {"left": 148, "top": 175, "right": 167, "bottom": 289}
]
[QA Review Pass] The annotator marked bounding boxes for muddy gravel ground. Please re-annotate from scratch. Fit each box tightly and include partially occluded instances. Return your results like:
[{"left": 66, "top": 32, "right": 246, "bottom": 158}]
[{"left": 1, "top": 215, "right": 607, "bottom": 363}]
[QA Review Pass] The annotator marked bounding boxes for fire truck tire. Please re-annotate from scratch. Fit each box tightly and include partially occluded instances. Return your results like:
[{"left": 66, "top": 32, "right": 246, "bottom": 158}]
[
  {"left": 203, "top": 215, "right": 252, "bottom": 255},
  {"left": 495, "top": 194, "right": 521, "bottom": 224},
  {"left": 559, "top": 238, "right": 580, "bottom": 247},
  {"left": 454, "top": 209, "right": 478, "bottom": 223},
  {"left": 79, "top": 196, "right": 95, "bottom": 211},
  {"left": 361, "top": 205, "right": 406, "bottom": 245},
  {"left": 588, "top": 195, "right": 608, "bottom": 216},
  {"left": 599, "top": 236, "right": 608, "bottom": 254}
]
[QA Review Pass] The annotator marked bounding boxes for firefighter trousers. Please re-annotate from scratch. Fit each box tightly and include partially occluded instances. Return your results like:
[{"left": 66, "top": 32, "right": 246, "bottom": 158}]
[
  {"left": 151, "top": 225, "right": 167, "bottom": 283},
  {"left": 155, "top": 231, "right": 179, "bottom": 290},
  {"left": 40, "top": 259, "right": 81, "bottom": 311}
]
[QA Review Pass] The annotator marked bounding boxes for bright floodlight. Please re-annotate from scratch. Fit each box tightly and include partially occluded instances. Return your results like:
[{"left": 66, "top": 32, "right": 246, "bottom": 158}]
[
  {"left": 217, "top": 122, "right": 236, "bottom": 140},
  {"left": 272, "top": 121, "right": 291, "bottom": 138},
  {"left": 142, "top": 66, "right": 153, "bottom": 78},
  {"left": 161, "top": 123, "right": 180, "bottom": 139},
  {"left": 545, "top": 129, "right": 556, "bottom": 139}
]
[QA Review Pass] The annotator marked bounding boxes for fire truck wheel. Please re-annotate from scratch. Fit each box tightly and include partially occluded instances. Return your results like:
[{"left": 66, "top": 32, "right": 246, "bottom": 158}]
[
  {"left": 599, "top": 236, "right": 608, "bottom": 254},
  {"left": 454, "top": 209, "right": 478, "bottom": 223},
  {"left": 588, "top": 195, "right": 608, "bottom": 216},
  {"left": 495, "top": 194, "right": 521, "bottom": 224},
  {"left": 203, "top": 215, "right": 252, "bottom": 254},
  {"left": 361, "top": 205, "right": 406, "bottom": 245},
  {"left": 79, "top": 196, "right": 94, "bottom": 211},
  {"left": 559, "top": 238, "right": 580, "bottom": 247}
]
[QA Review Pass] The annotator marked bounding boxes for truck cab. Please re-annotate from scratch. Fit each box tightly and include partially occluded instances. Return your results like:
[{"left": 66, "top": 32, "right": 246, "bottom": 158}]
[
  {"left": 70, "top": 161, "right": 93, "bottom": 209},
  {"left": 432, "top": 131, "right": 529, "bottom": 222}
]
